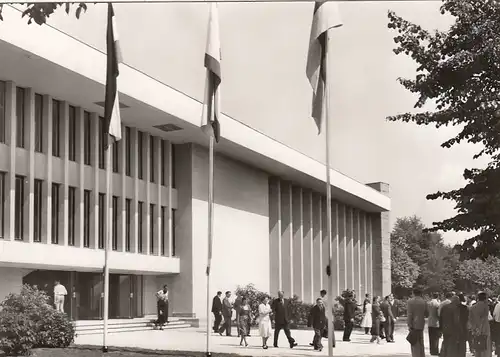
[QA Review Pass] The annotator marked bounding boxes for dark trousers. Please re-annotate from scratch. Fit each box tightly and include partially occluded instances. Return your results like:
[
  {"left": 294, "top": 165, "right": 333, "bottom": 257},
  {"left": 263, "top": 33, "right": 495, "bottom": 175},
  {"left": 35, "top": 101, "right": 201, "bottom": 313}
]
[
  {"left": 387, "top": 319, "right": 395, "bottom": 341},
  {"left": 156, "top": 300, "right": 169, "bottom": 325},
  {"left": 213, "top": 312, "right": 222, "bottom": 332},
  {"left": 428, "top": 327, "right": 440, "bottom": 355},
  {"left": 380, "top": 322, "right": 386, "bottom": 338},
  {"left": 343, "top": 320, "right": 354, "bottom": 341},
  {"left": 218, "top": 315, "right": 232, "bottom": 336},
  {"left": 273, "top": 322, "right": 295, "bottom": 347},
  {"left": 313, "top": 328, "right": 323, "bottom": 350}
]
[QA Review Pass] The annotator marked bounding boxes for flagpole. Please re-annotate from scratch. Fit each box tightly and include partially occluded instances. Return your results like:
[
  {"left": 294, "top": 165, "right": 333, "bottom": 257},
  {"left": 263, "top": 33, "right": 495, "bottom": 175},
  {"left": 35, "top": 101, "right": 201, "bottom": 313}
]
[
  {"left": 324, "top": 29, "right": 334, "bottom": 357},
  {"left": 205, "top": 134, "right": 215, "bottom": 357},
  {"left": 102, "top": 144, "right": 112, "bottom": 353}
]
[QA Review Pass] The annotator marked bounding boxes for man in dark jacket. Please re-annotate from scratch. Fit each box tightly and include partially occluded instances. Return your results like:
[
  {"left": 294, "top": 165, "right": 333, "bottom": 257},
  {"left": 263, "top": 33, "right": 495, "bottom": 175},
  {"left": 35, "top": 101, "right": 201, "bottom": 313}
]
[
  {"left": 342, "top": 293, "right": 357, "bottom": 342},
  {"left": 380, "top": 296, "right": 395, "bottom": 342},
  {"left": 271, "top": 291, "right": 297, "bottom": 349},
  {"left": 308, "top": 298, "right": 328, "bottom": 351},
  {"left": 218, "top": 291, "right": 233, "bottom": 336},
  {"left": 211, "top": 291, "right": 223, "bottom": 333}
]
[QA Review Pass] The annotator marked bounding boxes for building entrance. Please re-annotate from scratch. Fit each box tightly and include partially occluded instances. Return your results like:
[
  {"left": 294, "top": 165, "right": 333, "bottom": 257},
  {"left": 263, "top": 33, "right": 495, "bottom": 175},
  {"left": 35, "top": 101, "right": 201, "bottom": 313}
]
[{"left": 23, "top": 270, "right": 144, "bottom": 320}]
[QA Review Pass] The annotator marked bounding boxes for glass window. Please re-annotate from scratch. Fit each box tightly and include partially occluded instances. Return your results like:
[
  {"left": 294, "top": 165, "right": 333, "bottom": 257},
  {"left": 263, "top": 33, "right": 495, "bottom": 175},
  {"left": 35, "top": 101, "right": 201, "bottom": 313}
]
[
  {"left": 138, "top": 201, "right": 143, "bottom": 253},
  {"left": 161, "top": 206, "right": 166, "bottom": 256},
  {"left": 68, "top": 186, "right": 76, "bottom": 246},
  {"left": 83, "top": 190, "right": 91, "bottom": 247},
  {"left": 52, "top": 100, "right": 61, "bottom": 157},
  {"left": 68, "top": 106, "right": 76, "bottom": 162},
  {"left": 171, "top": 208, "right": 176, "bottom": 256},
  {"left": 125, "top": 198, "right": 131, "bottom": 252},
  {"left": 51, "top": 183, "right": 60, "bottom": 244},
  {"left": 14, "top": 176, "right": 24, "bottom": 240},
  {"left": 99, "top": 117, "right": 105, "bottom": 169},
  {"left": 125, "top": 127, "right": 131, "bottom": 176},
  {"left": 138, "top": 131, "right": 143, "bottom": 179},
  {"left": 16, "top": 87, "right": 25, "bottom": 148},
  {"left": 34, "top": 94, "right": 43, "bottom": 153},
  {"left": 0, "top": 81, "right": 6, "bottom": 143},
  {"left": 150, "top": 138, "right": 155, "bottom": 183},
  {"left": 98, "top": 193, "right": 105, "bottom": 249},
  {"left": 84, "top": 112, "right": 91, "bottom": 165},
  {"left": 112, "top": 196, "right": 118, "bottom": 250},
  {"left": 0, "top": 172, "right": 5, "bottom": 238},
  {"left": 150, "top": 204, "right": 155, "bottom": 254},
  {"left": 34, "top": 179, "right": 43, "bottom": 242}
]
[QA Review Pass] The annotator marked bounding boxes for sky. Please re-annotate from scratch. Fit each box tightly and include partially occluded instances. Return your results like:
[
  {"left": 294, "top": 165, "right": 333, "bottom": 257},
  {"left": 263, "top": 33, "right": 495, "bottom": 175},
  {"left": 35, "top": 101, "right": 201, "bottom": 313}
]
[{"left": 35, "top": 0, "right": 488, "bottom": 246}]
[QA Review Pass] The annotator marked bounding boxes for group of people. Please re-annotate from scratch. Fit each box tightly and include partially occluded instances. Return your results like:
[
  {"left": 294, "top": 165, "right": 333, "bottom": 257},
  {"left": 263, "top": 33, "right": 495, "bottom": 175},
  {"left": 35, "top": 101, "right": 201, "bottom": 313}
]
[
  {"left": 407, "top": 288, "right": 500, "bottom": 357},
  {"left": 360, "top": 293, "right": 399, "bottom": 344}
]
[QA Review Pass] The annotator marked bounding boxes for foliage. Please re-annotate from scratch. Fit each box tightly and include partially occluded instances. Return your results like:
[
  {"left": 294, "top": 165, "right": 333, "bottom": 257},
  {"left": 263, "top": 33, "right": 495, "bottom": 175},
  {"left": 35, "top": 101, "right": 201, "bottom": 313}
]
[
  {"left": 387, "top": 1, "right": 500, "bottom": 259},
  {"left": 391, "top": 246, "right": 420, "bottom": 293},
  {"left": 454, "top": 256, "right": 500, "bottom": 295},
  {"left": 0, "top": 284, "right": 75, "bottom": 356},
  {"left": 0, "top": 3, "right": 88, "bottom": 25}
]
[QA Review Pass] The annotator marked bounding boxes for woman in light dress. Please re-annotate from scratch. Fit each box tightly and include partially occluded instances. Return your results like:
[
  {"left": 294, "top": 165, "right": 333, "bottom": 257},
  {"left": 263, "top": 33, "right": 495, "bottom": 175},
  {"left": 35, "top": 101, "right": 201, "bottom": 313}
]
[
  {"left": 362, "top": 296, "right": 373, "bottom": 335},
  {"left": 258, "top": 296, "right": 272, "bottom": 349}
]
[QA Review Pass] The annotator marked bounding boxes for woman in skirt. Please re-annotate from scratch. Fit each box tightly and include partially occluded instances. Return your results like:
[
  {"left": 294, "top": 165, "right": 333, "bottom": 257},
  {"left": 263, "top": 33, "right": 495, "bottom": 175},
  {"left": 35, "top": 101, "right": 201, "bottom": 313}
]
[
  {"left": 238, "top": 297, "right": 252, "bottom": 347},
  {"left": 362, "top": 297, "right": 373, "bottom": 334}
]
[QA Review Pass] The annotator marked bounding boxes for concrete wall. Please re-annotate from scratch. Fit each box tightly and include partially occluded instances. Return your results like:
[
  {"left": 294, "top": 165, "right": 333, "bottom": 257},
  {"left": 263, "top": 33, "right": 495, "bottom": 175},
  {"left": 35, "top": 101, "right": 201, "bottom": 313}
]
[{"left": 171, "top": 144, "right": 270, "bottom": 318}]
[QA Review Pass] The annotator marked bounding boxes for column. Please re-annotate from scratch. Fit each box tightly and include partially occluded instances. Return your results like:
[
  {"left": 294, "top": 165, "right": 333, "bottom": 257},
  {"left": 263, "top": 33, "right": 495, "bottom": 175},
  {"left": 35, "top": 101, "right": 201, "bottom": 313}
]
[
  {"left": 338, "top": 203, "right": 346, "bottom": 292},
  {"left": 303, "top": 191, "right": 314, "bottom": 303},
  {"left": 269, "top": 177, "right": 281, "bottom": 294},
  {"left": 312, "top": 194, "right": 322, "bottom": 293},
  {"left": 90, "top": 113, "right": 100, "bottom": 249},
  {"left": 119, "top": 124, "right": 126, "bottom": 251},
  {"left": 359, "top": 211, "right": 367, "bottom": 296},
  {"left": 41, "top": 95, "right": 52, "bottom": 244},
  {"left": 321, "top": 197, "right": 329, "bottom": 292},
  {"left": 353, "top": 209, "right": 361, "bottom": 296},
  {"left": 4, "top": 81, "right": 16, "bottom": 241},
  {"left": 167, "top": 141, "right": 173, "bottom": 256},
  {"left": 75, "top": 107, "right": 84, "bottom": 248},
  {"left": 25, "top": 88, "right": 35, "bottom": 243},
  {"left": 60, "top": 102, "right": 69, "bottom": 246},
  {"left": 366, "top": 215, "right": 373, "bottom": 296},
  {"left": 331, "top": 201, "right": 340, "bottom": 298},
  {"left": 131, "top": 128, "right": 139, "bottom": 253},
  {"left": 345, "top": 207, "right": 354, "bottom": 290},
  {"left": 145, "top": 134, "right": 151, "bottom": 255},
  {"left": 280, "top": 181, "right": 293, "bottom": 297},
  {"left": 155, "top": 137, "right": 162, "bottom": 256},
  {"left": 292, "top": 186, "right": 303, "bottom": 300}
]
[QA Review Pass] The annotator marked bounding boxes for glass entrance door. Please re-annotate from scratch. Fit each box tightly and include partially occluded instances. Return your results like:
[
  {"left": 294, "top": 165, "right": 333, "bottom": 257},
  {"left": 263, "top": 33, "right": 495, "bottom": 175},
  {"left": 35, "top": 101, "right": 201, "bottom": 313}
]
[
  {"left": 76, "top": 272, "right": 103, "bottom": 320},
  {"left": 109, "top": 274, "right": 132, "bottom": 318}
]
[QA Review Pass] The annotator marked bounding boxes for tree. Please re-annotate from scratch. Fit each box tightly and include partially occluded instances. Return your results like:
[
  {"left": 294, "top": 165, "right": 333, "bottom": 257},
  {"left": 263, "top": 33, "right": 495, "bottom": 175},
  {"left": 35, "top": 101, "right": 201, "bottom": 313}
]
[
  {"left": 391, "top": 246, "right": 420, "bottom": 296},
  {"left": 455, "top": 256, "right": 500, "bottom": 295},
  {"left": 0, "top": 3, "right": 88, "bottom": 25},
  {"left": 387, "top": 0, "right": 500, "bottom": 259}
]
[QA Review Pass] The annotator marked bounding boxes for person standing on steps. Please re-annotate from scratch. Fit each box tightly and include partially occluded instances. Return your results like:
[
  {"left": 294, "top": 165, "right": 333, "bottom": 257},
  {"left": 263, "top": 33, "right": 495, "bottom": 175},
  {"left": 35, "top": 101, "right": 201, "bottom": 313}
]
[
  {"left": 271, "top": 291, "right": 297, "bottom": 349},
  {"left": 211, "top": 291, "right": 223, "bottom": 333},
  {"left": 53, "top": 280, "right": 67, "bottom": 313},
  {"left": 155, "top": 285, "right": 170, "bottom": 329}
]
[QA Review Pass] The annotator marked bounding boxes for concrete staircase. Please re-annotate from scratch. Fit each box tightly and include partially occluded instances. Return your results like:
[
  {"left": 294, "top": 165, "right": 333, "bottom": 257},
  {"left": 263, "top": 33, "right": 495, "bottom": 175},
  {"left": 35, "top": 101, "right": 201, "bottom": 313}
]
[{"left": 74, "top": 315, "right": 195, "bottom": 335}]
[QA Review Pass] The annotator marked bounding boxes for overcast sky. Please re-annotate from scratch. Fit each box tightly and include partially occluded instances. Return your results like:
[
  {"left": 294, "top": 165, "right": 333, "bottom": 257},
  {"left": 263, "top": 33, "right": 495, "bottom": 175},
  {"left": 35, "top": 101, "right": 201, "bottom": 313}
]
[{"left": 42, "top": 0, "right": 488, "bottom": 246}]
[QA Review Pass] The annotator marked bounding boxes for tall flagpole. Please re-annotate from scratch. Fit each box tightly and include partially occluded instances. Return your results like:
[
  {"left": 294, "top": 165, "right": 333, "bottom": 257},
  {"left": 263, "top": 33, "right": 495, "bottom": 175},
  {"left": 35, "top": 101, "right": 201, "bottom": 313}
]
[
  {"left": 205, "top": 134, "right": 215, "bottom": 357},
  {"left": 102, "top": 144, "right": 113, "bottom": 353},
  {"left": 325, "top": 29, "right": 334, "bottom": 357}
]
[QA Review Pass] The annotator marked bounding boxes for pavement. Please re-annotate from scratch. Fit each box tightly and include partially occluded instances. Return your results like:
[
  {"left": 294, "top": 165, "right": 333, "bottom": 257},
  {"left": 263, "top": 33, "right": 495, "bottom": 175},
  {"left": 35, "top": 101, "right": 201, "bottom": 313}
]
[{"left": 74, "top": 325, "right": 443, "bottom": 357}]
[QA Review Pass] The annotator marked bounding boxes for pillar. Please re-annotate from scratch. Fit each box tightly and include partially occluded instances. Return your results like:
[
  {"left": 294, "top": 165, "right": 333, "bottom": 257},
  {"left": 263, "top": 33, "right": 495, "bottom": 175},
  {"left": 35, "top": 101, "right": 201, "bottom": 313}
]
[
  {"left": 312, "top": 194, "right": 323, "bottom": 295},
  {"left": 280, "top": 182, "right": 293, "bottom": 297},
  {"left": 303, "top": 191, "right": 314, "bottom": 303},
  {"left": 338, "top": 203, "right": 346, "bottom": 292},
  {"left": 269, "top": 177, "right": 281, "bottom": 294},
  {"left": 292, "top": 187, "right": 303, "bottom": 299}
]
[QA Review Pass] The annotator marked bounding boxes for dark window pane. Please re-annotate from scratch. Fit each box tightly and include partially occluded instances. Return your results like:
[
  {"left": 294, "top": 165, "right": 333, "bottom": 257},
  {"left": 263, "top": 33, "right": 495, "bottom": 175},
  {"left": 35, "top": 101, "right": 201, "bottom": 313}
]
[
  {"left": 171, "top": 144, "right": 176, "bottom": 189},
  {"left": 68, "top": 187, "right": 76, "bottom": 246},
  {"left": 34, "top": 94, "right": 43, "bottom": 153},
  {"left": 51, "top": 183, "right": 60, "bottom": 244},
  {"left": 125, "top": 198, "right": 131, "bottom": 252},
  {"left": 0, "top": 81, "right": 6, "bottom": 143},
  {"left": 34, "top": 179, "right": 43, "bottom": 242},
  {"left": 68, "top": 106, "right": 76, "bottom": 162},
  {"left": 150, "top": 138, "right": 155, "bottom": 183},
  {"left": 112, "top": 196, "right": 118, "bottom": 251},
  {"left": 138, "top": 131, "right": 143, "bottom": 179},
  {"left": 16, "top": 88, "right": 25, "bottom": 148},
  {"left": 14, "top": 176, "right": 24, "bottom": 240},
  {"left": 125, "top": 127, "right": 131, "bottom": 177},
  {"left": 161, "top": 206, "right": 166, "bottom": 256},
  {"left": 172, "top": 209, "right": 176, "bottom": 256},
  {"left": 83, "top": 190, "right": 91, "bottom": 248},
  {"left": 99, "top": 117, "right": 105, "bottom": 169},
  {"left": 138, "top": 201, "right": 143, "bottom": 253},
  {"left": 0, "top": 173, "right": 5, "bottom": 238},
  {"left": 84, "top": 112, "right": 91, "bottom": 165},
  {"left": 112, "top": 142, "right": 119, "bottom": 173},
  {"left": 150, "top": 204, "right": 155, "bottom": 254},
  {"left": 98, "top": 193, "right": 105, "bottom": 249},
  {"left": 52, "top": 100, "right": 60, "bottom": 157}
]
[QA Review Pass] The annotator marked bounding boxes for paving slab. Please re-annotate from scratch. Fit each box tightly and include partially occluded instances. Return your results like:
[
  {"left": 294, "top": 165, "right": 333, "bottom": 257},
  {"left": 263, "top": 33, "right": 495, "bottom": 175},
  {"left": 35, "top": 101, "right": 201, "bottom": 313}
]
[{"left": 74, "top": 325, "right": 454, "bottom": 357}]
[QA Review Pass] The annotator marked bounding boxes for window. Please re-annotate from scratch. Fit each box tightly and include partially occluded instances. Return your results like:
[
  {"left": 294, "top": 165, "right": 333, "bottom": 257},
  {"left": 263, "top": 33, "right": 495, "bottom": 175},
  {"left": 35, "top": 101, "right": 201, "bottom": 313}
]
[
  {"left": 125, "top": 198, "right": 131, "bottom": 252},
  {"left": 33, "top": 179, "right": 43, "bottom": 242},
  {"left": 68, "top": 106, "right": 76, "bottom": 162},
  {"left": 16, "top": 87, "right": 25, "bottom": 148},
  {"left": 14, "top": 176, "right": 24, "bottom": 240},
  {"left": 0, "top": 173, "right": 5, "bottom": 238},
  {"left": 112, "top": 196, "right": 118, "bottom": 251},
  {"left": 150, "top": 204, "right": 155, "bottom": 254},
  {"left": 0, "top": 81, "right": 6, "bottom": 143},
  {"left": 125, "top": 127, "right": 131, "bottom": 177},
  {"left": 84, "top": 112, "right": 91, "bottom": 165},
  {"left": 150, "top": 138, "right": 155, "bottom": 183},
  {"left": 171, "top": 209, "right": 176, "bottom": 256},
  {"left": 68, "top": 186, "right": 76, "bottom": 246},
  {"left": 99, "top": 117, "right": 105, "bottom": 169},
  {"left": 98, "top": 193, "right": 105, "bottom": 249},
  {"left": 112, "top": 141, "right": 119, "bottom": 173},
  {"left": 83, "top": 190, "right": 91, "bottom": 248},
  {"left": 52, "top": 100, "right": 61, "bottom": 157},
  {"left": 51, "top": 183, "right": 60, "bottom": 244},
  {"left": 34, "top": 94, "right": 43, "bottom": 153},
  {"left": 138, "top": 201, "right": 143, "bottom": 253},
  {"left": 161, "top": 141, "right": 166, "bottom": 186},
  {"left": 138, "top": 131, "right": 143, "bottom": 179},
  {"left": 171, "top": 144, "right": 176, "bottom": 189},
  {"left": 161, "top": 206, "right": 166, "bottom": 256}
]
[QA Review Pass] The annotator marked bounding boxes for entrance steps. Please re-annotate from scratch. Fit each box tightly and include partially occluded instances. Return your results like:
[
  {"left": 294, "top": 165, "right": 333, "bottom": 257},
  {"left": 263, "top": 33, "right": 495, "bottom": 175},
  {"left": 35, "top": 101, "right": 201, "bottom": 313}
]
[{"left": 74, "top": 315, "right": 194, "bottom": 335}]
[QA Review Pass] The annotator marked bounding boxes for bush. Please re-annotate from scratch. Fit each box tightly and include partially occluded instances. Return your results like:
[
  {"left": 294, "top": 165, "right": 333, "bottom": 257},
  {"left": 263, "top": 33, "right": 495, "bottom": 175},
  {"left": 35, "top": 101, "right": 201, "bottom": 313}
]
[
  {"left": 233, "top": 284, "right": 363, "bottom": 331},
  {"left": 0, "top": 284, "right": 75, "bottom": 356}
]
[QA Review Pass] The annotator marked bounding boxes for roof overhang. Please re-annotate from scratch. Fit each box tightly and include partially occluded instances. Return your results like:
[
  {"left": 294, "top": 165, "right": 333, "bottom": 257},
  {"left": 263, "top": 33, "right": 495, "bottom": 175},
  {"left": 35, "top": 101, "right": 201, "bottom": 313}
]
[{"left": 0, "top": 5, "right": 390, "bottom": 213}]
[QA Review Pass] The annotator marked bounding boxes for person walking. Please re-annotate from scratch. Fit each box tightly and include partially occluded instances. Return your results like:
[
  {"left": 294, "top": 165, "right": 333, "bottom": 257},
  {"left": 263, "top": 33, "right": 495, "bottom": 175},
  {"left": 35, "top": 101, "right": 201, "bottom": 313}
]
[
  {"left": 211, "top": 291, "right": 223, "bottom": 333},
  {"left": 309, "top": 290, "right": 332, "bottom": 347},
  {"left": 370, "top": 296, "right": 382, "bottom": 344},
  {"left": 407, "top": 288, "right": 428, "bottom": 357},
  {"left": 440, "top": 295, "right": 468, "bottom": 357},
  {"left": 380, "top": 296, "right": 395, "bottom": 342},
  {"left": 361, "top": 295, "right": 373, "bottom": 335},
  {"left": 427, "top": 292, "right": 441, "bottom": 356},
  {"left": 271, "top": 291, "right": 297, "bottom": 349},
  {"left": 155, "top": 285, "right": 169, "bottom": 329},
  {"left": 237, "top": 297, "right": 251, "bottom": 347},
  {"left": 218, "top": 291, "right": 233, "bottom": 336},
  {"left": 342, "top": 293, "right": 357, "bottom": 342},
  {"left": 258, "top": 296, "right": 272, "bottom": 349},
  {"left": 469, "top": 291, "right": 492, "bottom": 357},
  {"left": 389, "top": 294, "right": 399, "bottom": 342},
  {"left": 308, "top": 298, "right": 328, "bottom": 352}
]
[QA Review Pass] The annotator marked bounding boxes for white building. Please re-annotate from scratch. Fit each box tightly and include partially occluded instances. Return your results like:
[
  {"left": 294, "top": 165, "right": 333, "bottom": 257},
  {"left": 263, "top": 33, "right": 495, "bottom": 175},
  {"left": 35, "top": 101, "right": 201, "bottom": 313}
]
[{"left": 0, "top": 4, "right": 390, "bottom": 322}]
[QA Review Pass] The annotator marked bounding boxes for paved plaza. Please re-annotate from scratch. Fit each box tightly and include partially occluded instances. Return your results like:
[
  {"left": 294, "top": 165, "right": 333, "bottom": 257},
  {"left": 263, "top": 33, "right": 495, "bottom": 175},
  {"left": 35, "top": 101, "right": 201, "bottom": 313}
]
[{"left": 74, "top": 325, "right": 461, "bottom": 357}]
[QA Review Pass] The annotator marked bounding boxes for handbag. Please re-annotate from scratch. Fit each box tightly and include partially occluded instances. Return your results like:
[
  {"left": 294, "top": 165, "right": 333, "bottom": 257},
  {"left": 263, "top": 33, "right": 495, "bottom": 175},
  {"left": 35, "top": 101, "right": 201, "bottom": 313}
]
[
  {"left": 380, "top": 314, "right": 386, "bottom": 323},
  {"left": 473, "top": 335, "right": 488, "bottom": 352}
]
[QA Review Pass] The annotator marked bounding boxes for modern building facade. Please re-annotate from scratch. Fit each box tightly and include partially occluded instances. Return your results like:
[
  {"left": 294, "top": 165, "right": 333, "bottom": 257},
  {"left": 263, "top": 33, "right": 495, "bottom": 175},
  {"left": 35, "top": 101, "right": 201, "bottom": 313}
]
[{"left": 0, "top": 5, "right": 391, "bottom": 322}]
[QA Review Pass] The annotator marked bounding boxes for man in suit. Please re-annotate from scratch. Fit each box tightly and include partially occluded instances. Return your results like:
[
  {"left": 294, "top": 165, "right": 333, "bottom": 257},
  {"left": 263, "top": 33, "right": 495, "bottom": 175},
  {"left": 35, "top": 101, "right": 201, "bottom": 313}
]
[
  {"left": 211, "top": 291, "right": 223, "bottom": 333},
  {"left": 271, "top": 291, "right": 297, "bottom": 349},
  {"left": 308, "top": 298, "right": 328, "bottom": 352},
  {"left": 342, "top": 293, "right": 357, "bottom": 342},
  {"left": 407, "top": 288, "right": 428, "bottom": 357},
  {"left": 427, "top": 292, "right": 441, "bottom": 356},
  {"left": 218, "top": 291, "right": 233, "bottom": 336},
  {"left": 389, "top": 294, "right": 399, "bottom": 341},
  {"left": 380, "top": 296, "right": 395, "bottom": 342},
  {"left": 234, "top": 294, "right": 242, "bottom": 337}
]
